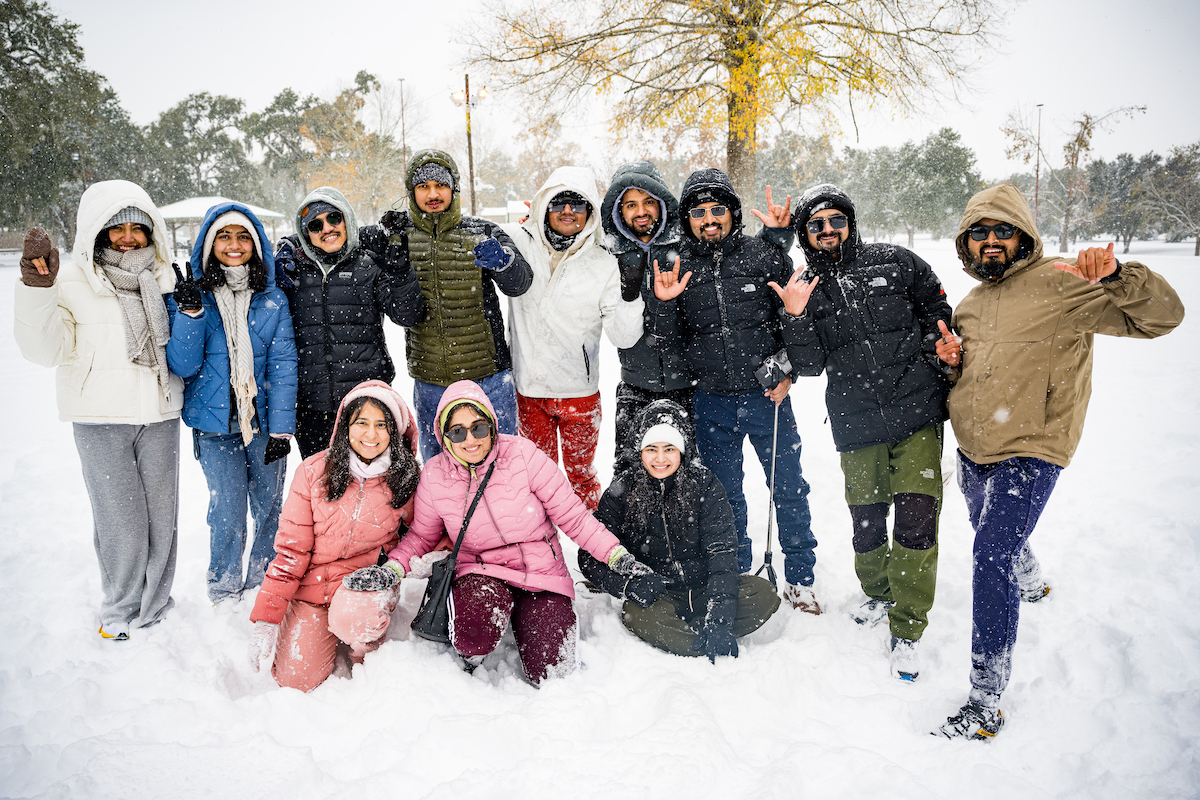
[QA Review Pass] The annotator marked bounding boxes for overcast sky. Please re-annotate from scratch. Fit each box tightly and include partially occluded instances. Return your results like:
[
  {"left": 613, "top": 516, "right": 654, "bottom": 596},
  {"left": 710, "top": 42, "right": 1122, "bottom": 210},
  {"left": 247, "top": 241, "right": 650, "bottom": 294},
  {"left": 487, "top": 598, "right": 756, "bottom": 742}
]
[{"left": 49, "top": 0, "right": 1200, "bottom": 185}]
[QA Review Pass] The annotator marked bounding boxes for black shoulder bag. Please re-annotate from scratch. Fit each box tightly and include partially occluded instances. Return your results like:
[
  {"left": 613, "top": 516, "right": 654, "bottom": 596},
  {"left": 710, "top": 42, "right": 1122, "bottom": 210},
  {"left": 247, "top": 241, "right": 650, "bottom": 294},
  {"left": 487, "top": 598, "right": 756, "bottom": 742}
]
[{"left": 410, "top": 464, "right": 495, "bottom": 643}]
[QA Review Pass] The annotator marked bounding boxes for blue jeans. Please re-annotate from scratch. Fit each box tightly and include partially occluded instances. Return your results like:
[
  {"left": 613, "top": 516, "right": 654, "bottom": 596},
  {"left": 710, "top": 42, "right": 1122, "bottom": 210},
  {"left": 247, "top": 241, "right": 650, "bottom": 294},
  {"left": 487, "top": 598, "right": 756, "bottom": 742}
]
[
  {"left": 413, "top": 370, "right": 518, "bottom": 462},
  {"left": 958, "top": 451, "right": 1062, "bottom": 707},
  {"left": 692, "top": 390, "right": 817, "bottom": 586},
  {"left": 196, "top": 431, "right": 287, "bottom": 603}
]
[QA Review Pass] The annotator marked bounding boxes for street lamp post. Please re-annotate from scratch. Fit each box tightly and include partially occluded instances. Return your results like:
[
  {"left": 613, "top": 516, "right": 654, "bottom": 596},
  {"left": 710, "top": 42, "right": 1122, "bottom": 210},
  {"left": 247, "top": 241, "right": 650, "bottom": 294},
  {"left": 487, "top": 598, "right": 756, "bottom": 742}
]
[
  {"left": 398, "top": 77, "right": 407, "bottom": 165},
  {"left": 451, "top": 75, "right": 488, "bottom": 216},
  {"left": 1034, "top": 103, "right": 1044, "bottom": 230}
]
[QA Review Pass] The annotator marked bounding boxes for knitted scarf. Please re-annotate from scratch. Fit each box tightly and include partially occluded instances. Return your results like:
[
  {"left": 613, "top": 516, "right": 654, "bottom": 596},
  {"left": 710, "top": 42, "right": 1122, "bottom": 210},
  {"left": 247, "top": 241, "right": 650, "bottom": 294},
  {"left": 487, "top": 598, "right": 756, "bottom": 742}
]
[
  {"left": 96, "top": 246, "right": 172, "bottom": 397},
  {"left": 212, "top": 265, "right": 257, "bottom": 444},
  {"left": 350, "top": 449, "right": 391, "bottom": 481}
]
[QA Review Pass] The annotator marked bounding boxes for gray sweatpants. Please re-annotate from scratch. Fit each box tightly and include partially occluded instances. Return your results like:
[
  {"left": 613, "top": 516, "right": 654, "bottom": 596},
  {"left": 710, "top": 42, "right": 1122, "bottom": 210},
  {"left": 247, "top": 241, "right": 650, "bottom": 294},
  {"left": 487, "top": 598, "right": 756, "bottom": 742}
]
[{"left": 74, "top": 418, "right": 180, "bottom": 629}]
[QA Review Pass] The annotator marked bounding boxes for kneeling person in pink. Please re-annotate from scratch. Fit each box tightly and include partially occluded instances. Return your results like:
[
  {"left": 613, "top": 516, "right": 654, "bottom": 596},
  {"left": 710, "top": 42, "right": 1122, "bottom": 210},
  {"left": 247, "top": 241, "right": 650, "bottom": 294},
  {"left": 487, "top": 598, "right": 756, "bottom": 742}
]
[
  {"left": 248, "top": 381, "right": 420, "bottom": 692},
  {"left": 385, "top": 380, "right": 658, "bottom": 684}
]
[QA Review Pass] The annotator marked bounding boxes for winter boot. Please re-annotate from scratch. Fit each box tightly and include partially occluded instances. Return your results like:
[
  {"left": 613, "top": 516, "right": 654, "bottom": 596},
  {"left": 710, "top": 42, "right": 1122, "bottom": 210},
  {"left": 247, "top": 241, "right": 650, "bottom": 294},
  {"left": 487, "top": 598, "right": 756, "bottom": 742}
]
[
  {"left": 935, "top": 701, "right": 1004, "bottom": 740},
  {"left": 850, "top": 597, "right": 895, "bottom": 627},
  {"left": 1020, "top": 583, "right": 1051, "bottom": 603},
  {"left": 888, "top": 635, "right": 920, "bottom": 681},
  {"left": 782, "top": 582, "right": 821, "bottom": 615}
]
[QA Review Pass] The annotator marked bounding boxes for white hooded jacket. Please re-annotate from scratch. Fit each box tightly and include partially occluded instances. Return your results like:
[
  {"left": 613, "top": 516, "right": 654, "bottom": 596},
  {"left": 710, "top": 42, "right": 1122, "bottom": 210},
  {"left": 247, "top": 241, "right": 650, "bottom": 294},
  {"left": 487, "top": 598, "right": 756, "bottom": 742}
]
[
  {"left": 502, "top": 166, "right": 644, "bottom": 398},
  {"left": 13, "top": 180, "right": 184, "bottom": 424}
]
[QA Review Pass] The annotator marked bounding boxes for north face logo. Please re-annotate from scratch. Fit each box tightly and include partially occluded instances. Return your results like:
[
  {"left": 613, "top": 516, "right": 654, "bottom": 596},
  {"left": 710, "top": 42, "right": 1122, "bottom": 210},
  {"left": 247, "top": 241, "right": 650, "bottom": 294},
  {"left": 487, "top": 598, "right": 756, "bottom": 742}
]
[
  {"left": 742, "top": 283, "right": 756, "bottom": 293},
  {"left": 870, "top": 277, "right": 887, "bottom": 288}
]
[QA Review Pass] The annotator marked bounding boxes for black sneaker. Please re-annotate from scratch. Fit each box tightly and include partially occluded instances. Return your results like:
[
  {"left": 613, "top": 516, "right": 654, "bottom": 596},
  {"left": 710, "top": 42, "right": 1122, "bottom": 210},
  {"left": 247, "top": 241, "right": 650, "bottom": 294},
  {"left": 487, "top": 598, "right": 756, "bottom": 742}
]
[{"left": 935, "top": 702, "right": 1004, "bottom": 740}]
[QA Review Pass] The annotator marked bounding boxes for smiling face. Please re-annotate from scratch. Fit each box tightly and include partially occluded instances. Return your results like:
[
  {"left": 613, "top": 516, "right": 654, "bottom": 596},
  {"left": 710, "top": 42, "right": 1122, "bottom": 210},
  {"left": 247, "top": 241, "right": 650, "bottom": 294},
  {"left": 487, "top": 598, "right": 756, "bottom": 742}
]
[
  {"left": 445, "top": 405, "right": 493, "bottom": 465},
  {"left": 641, "top": 442, "right": 681, "bottom": 479},
  {"left": 212, "top": 224, "right": 255, "bottom": 267},
  {"left": 547, "top": 199, "right": 588, "bottom": 237},
  {"left": 414, "top": 181, "right": 453, "bottom": 214},
  {"left": 806, "top": 208, "right": 849, "bottom": 255},
  {"left": 967, "top": 216, "right": 1022, "bottom": 275},
  {"left": 348, "top": 400, "right": 391, "bottom": 462},
  {"left": 620, "top": 187, "right": 661, "bottom": 242},
  {"left": 306, "top": 211, "right": 347, "bottom": 254},
  {"left": 107, "top": 223, "right": 150, "bottom": 252},
  {"left": 688, "top": 202, "right": 732, "bottom": 243}
]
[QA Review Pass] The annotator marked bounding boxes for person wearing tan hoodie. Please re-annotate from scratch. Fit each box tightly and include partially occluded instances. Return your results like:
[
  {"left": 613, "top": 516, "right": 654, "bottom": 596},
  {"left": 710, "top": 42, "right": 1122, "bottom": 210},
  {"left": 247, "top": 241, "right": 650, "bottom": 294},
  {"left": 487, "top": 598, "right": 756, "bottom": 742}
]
[{"left": 933, "top": 184, "right": 1185, "bottom": 740}]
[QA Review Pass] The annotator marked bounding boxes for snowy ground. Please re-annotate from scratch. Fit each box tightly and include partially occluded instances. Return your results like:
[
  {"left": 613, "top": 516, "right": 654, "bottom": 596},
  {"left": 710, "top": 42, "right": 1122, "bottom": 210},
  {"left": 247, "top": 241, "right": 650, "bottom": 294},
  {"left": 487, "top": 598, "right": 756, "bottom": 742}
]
[{"left": 1, "top": 235, "right": 1197, "bottom": 799}]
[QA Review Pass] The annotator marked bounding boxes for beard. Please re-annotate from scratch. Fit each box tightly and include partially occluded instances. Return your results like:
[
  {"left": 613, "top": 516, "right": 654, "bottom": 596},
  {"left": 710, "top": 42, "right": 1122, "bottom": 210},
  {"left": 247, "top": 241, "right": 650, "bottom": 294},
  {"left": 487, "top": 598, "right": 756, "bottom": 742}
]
[{"left": 972, "top": 252, "right": 1013, "bottom": 281}]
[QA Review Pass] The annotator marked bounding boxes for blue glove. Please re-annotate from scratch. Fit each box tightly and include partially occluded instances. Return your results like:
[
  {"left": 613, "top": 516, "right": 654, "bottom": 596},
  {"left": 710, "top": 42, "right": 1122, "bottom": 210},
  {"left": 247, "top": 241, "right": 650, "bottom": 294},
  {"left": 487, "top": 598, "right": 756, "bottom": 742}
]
[
  {"left": 274, "top": 240, "right": 296, "bottom": 290},
  {"left": 473, "top": 238, "right": 512, "bottom": 272}
]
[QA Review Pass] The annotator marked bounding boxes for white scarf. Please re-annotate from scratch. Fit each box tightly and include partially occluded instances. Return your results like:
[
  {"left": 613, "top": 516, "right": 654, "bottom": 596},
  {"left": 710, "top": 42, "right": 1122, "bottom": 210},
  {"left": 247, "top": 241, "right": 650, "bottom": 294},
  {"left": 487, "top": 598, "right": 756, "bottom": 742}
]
[
  {"left": 212, "top": 265, "right": 257, "bottom": 444},
  {"left": 350, "top": 450, "right": 392, "bottom": 481}
]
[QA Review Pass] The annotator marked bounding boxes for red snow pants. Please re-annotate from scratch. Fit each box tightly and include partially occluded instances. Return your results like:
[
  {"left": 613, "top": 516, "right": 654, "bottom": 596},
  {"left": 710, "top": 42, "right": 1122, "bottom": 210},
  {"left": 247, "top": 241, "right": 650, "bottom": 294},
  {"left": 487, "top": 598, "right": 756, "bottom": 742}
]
[{"left": 517, "top": 391, "right": 602, "bottom": 510}]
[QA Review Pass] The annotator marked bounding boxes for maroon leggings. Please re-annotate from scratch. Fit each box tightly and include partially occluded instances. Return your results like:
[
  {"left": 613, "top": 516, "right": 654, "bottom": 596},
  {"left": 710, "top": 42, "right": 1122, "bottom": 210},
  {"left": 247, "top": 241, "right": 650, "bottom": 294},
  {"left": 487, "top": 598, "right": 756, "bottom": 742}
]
[{"left": 450, "top": 573, "right": 578, "bottom": 684}]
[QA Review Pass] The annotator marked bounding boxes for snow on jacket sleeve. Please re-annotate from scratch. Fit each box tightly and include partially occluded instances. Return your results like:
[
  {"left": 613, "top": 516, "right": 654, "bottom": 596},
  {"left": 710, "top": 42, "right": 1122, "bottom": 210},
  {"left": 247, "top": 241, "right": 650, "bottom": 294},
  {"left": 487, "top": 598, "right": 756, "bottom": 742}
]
[
  {"left": 387, "top": 468, "right": 452, "bottom": 572},
  {"left": 599, "top": 260, "right": 645, "bottom": 350},
  {"left": 696, "top": 474, "right": 739, "bottom": 618},
  {"left": 165, "top": 295, "right": 206, "bottom": 380},
  {"left": 370, "top": 230, "right": 426, "bottom": 328},
  {"left": 264, "top": 290, "right": 298, "bottom": 435},
  {"left": 780, "top": 307, "right": 825, "bottom": 377},
  {"left": 526, "top": 443, "right": 621, "bottom": 563},
  {"left": 488, "top": 224, "right": 534, "bottom": 298},
  {"left": 907, "top": 250, "right": 954, "bottom": 363},
  {"left": 251, "top": 461, "right": 319, "bottom": 624},
  {"left": 579, "top": 479, "right": 638, "bottom": 599},
  {"left": 1062, "top": 260, "right": 1185, "bottom": 339},
  {"left": 13, "top": 281, "right": 75, "bottom": 368}
]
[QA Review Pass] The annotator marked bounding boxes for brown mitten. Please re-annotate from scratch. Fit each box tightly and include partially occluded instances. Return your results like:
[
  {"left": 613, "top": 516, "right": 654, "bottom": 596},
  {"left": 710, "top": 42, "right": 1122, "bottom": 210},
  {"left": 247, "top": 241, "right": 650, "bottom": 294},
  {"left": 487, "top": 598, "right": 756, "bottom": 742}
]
[{"left": 20, "top": 227, "right": 60, "bottom": 288}]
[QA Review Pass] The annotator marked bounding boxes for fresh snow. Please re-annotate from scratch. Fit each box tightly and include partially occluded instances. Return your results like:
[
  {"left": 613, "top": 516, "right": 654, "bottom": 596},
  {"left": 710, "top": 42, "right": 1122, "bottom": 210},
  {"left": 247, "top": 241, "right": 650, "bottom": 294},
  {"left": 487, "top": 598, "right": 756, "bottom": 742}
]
[{"left": 1, "top": 235, "right": 1197, "bottom": 799}]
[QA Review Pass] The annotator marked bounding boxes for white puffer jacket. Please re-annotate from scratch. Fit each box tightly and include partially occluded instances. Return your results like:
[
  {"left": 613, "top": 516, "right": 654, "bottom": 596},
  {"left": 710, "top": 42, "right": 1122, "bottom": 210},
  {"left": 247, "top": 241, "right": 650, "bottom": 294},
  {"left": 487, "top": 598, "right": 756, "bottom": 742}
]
[
  {"left": 503, "top": 166, "right": 643, "bottom": 398},
  {"left": 13, "top": 180, "right": 183, "bottom": 424}
]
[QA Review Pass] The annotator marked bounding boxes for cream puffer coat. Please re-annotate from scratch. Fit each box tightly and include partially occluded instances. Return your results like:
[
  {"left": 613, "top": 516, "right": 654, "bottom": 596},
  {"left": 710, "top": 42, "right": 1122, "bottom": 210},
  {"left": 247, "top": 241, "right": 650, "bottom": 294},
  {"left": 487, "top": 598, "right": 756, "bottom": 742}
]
[
  {"left": 13, "top": 180, "right": 183, "bottom": 424},
  {"left": 502, "top": 166, "right": 644, "bottom": 398}
]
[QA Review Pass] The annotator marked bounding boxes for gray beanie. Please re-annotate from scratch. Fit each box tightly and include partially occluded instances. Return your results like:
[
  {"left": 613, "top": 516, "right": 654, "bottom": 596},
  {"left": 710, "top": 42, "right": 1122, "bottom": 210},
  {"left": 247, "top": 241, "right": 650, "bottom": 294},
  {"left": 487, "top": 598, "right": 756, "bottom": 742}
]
[
  {"left": 412, "top": 163, "right": 455, "bottom": 192},
  {"left": 104, "top": 206, "right": 153, "bottom": 233}
]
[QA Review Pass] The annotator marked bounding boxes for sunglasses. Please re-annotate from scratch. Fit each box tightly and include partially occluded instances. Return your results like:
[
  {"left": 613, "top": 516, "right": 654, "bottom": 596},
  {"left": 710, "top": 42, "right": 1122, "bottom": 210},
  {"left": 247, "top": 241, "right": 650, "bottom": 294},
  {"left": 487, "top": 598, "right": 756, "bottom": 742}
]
[
  {"left": 966, "top": 222, "right": 1018, "bottom": 241},
  {"left": 688, "top": 205, "right": 728, "bottom": 219},
  {"left": 804, "top": 215, "right": 849, "bottom": 234},
  {"left": 444, "top": 420, "right": 493, "bottom": 444},
  {"left": 548, "top": 200, "right": 589, "bottom": 214},
  {"left": 305, "top": 210, "right": 344, "bottom": 234}
]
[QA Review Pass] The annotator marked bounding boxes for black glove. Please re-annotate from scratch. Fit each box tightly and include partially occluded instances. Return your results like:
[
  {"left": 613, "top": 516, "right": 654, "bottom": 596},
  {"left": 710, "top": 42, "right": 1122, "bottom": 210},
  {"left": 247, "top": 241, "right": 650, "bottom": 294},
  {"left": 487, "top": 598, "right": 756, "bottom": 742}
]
[
  {"left": 20, "top": 227, "right": 59, "bottom": 288},
  {"left": 754, "top": 348, "right": 792, "bottom": 391},
  {"left": 691, "top": 616, "right": 738, "bottom": 663},
  {"left": 264, "top": 436, "right": 291, "bottom": 465},
  {"left": 382, "top": 242, "right": 408, "bottom": 276},
  {"left": 759, "top": 224, "right": 795, "bottom": 252},
  {"left": 473, "top": 238, "right": 512, "bottom": 272},
  {"left": 274, "top": 241, "right": 296, "bottom": 290},
  {"left": 342, "top": 564, "right": 400, "bottom": 592},
  {"left": 380, "top": 209, "right": 404, "bottom": 234},
  {"left": 623, "top": 572, "right": 667, "bottom": 608},
  {"left": 171, "top": 262, "right": 202, "bottom": 313},
  {"left": 617, "top": 250, "right": 647, "bottom": 302}
]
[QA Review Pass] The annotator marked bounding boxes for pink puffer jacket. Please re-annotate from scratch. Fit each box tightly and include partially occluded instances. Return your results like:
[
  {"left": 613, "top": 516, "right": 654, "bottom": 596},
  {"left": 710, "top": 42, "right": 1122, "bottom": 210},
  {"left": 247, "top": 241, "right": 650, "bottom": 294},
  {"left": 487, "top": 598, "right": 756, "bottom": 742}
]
[
  {"left": 251, "top": 382, "right": 418, "bottom": 625},
  {"left": 388, "top": 380, "right": 620, "bottom": 598}
]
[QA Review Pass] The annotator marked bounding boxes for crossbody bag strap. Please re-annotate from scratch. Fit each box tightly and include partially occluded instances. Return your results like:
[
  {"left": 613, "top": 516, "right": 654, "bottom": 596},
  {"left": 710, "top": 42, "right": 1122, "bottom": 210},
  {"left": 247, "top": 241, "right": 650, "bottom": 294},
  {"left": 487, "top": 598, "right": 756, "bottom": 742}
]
[{"left": 447, "top": 463, "right": 496, "bottom": 561}]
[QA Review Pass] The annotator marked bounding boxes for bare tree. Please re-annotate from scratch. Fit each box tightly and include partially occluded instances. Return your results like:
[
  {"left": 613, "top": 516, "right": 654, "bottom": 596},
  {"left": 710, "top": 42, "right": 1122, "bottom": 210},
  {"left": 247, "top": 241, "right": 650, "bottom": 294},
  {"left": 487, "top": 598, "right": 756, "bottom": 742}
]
[
  {"left": 1143, "top": 142, "right": 1200, "bottom": 256},
  {"left": 1004, "top": 105, "right": 1144, "bottom": 252},
  {"left": 467, "top": 0, "right": 998, "bottom": 203}
]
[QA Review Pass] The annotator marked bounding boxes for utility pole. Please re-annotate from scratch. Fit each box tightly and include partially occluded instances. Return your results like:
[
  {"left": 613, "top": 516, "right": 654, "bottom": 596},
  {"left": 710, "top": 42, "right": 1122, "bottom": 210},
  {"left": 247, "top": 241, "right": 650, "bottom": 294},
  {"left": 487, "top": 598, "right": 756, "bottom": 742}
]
[
  {"left": 451, "top": 74, "right": 488, "bottom": 216},
  {"left": 398, "top": 77, "right": 407, "bottom": 165},
  {"left": 1034, "top": 103, "right": 1044, "bottom": 230}
]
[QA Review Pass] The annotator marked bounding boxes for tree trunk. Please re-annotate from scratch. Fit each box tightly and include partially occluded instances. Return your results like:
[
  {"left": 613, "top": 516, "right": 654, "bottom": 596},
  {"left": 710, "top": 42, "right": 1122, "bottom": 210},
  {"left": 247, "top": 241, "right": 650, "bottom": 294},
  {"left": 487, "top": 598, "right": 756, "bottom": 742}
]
[
  {"left": 1059, "top": 204, "right": 1072, "bottom": 253},
  {"left": 1194, "top": 232, "right": 1199, "bottom": 256},
  {"left": 907, "top": 225, "right": 916, "bottom": 249},
  {"left": 1122, "top": 233, "right": 1131, "bottom": 254},
  {"left": 726, "top": 102, "right": 756, "bottom": 220}
]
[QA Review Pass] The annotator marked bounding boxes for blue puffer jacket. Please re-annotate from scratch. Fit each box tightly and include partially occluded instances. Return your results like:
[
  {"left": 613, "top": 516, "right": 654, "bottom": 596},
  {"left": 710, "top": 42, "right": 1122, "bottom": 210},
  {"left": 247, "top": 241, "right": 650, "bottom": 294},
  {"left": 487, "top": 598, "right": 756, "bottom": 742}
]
[{"left": 166, "top": 202, "right": 298, "bottom": 436}]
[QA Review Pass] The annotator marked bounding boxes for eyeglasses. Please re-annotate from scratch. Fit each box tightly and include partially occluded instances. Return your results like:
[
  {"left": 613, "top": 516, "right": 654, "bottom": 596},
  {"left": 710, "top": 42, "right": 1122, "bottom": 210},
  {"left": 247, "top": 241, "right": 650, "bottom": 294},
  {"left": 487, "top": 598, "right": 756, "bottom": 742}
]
[
  {"left": 305, "top": 210, "right": 344, "bottom": 234},
  {"left": 444, "top": 420, "right": 493, "bottom": 444},
  {"left": 966, "top": 222, "right": 1018, "bottom": 241},
  {"left": 804, "top": 215, "right": 849, "bottom": 234},
  {"left": 548, "top": 200, "right": 589, "bottom": 214},
  {"left": 688, "top": 205, "right": 728, "bottom": 219}
]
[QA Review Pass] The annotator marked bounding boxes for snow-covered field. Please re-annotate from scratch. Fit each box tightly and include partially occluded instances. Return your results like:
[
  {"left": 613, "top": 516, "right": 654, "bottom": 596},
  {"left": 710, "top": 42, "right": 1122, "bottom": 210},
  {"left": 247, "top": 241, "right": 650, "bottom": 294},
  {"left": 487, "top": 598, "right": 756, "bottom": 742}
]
[{"left": 1, "top": 235, "right": 1196, "bottom": 799}]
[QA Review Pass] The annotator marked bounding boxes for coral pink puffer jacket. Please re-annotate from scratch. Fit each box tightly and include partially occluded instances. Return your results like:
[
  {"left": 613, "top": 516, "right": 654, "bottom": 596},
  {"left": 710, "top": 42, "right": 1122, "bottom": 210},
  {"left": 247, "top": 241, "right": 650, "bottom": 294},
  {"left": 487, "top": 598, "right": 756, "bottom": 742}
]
[
  {"left": 388, "top": 380, "right": 620, "bottom": 598},
  {"left": 251, "top": 382, "right": 418, "bottom": 625}
]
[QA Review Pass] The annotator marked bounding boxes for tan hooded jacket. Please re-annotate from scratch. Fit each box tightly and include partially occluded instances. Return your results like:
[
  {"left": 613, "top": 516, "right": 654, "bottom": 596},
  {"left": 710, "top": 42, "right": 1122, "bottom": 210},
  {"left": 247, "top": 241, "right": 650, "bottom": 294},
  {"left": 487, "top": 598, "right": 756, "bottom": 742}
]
[{"left": 949, "top": 184, "right": 1184, "bottom": 468}]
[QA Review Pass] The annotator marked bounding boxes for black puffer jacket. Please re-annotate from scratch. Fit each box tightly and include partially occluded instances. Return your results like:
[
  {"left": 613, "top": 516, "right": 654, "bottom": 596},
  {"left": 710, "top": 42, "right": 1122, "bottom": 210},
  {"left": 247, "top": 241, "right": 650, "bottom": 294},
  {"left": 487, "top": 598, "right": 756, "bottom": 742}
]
[
  {"left": 786, "top": 183, "right": 951, "bottom": 452},
  {"left": 649, "top": 168, "right": 797, "bottom": 396},
  {"left": 600, "top": 161, "right": 693, "bottom": 392},
  {"left": 580, "top": 400, "right": 738, "bottom": 618},
  {"left": 280, "top": 188, "right": 424, "bottom": 416}
]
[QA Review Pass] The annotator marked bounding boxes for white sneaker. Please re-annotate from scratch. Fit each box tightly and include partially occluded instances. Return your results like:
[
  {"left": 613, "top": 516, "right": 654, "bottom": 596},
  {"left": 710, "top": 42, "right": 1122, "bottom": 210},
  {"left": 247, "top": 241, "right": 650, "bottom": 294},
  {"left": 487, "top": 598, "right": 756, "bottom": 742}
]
[
  {"left": 889, "top": 635, "right": 919, "bottom": 681},
  {"left": 783, "top": 583, "right": 821, "bottom": 615},
  {"left": 849, "top": 597, "right": 894, "bottom": 627}
]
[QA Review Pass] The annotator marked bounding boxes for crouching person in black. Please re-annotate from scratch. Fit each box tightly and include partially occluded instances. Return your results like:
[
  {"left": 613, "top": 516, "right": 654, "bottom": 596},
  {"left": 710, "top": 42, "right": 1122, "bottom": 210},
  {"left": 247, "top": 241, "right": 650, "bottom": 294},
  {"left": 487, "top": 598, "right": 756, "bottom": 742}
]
[{"left": 579, "top": 400, "right": 781, "bottom": 662}]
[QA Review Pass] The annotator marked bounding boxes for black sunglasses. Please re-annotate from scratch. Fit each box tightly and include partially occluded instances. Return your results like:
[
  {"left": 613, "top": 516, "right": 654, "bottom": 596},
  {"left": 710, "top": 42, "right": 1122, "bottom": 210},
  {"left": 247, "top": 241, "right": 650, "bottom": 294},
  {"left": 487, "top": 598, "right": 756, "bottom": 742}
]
[
  {"left": 688, "top": 205, "right": 728, "bottom": 219},
  {"left": 548, "top": 200, "right": 590, "bottom": 214},
  {"left": 804, "top": 214, "right": 849, "bottom": 234},
  {"left": 444, "top": 420, "right": 493, "bottom": 444},
  {"left": 967, "top": 222, "right": 1018, "bottom": 241},
  {"left": 306, "top": 210, "right": 344, "bottom": 234}
]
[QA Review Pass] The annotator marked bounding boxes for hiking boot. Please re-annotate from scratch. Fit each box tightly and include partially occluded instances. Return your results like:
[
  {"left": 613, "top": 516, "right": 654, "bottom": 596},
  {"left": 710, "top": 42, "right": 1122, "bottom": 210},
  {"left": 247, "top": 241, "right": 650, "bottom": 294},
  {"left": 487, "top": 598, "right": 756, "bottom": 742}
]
[
  {"left": 935, "top": 701, "right": 1004, "bottom": 740},
  {"left": 850, "top": 597, "right": 894, "bottom": 627},
  {"left": 783, "top": 583, "right": 821, "bottom": 615},
  {"left": 1020, "top": 583, "right": 1051, "bottom": 603},
  {"left": 888, "top": 635, "right": 919, "bottom": 681},
  {"left": 98, "top": 624, "right": 129, "bottom": 641}
]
